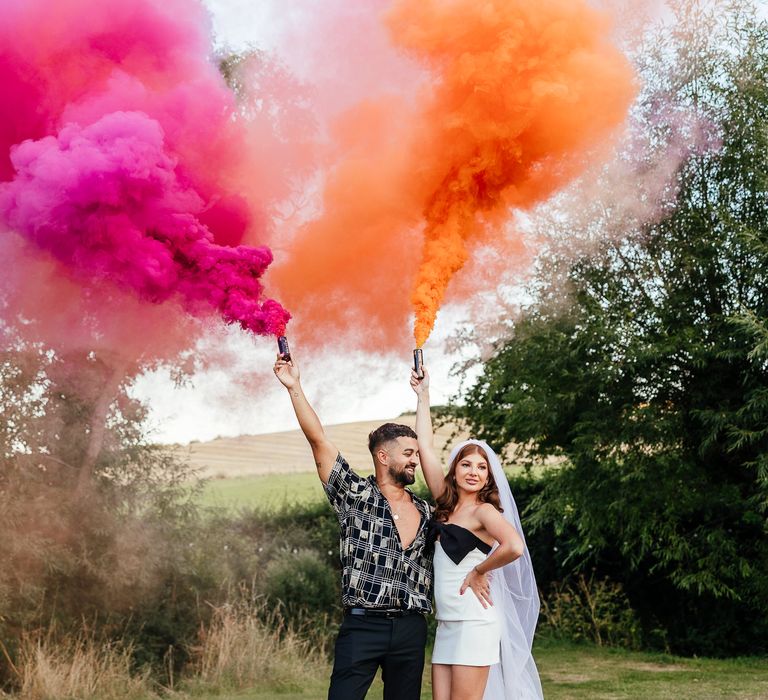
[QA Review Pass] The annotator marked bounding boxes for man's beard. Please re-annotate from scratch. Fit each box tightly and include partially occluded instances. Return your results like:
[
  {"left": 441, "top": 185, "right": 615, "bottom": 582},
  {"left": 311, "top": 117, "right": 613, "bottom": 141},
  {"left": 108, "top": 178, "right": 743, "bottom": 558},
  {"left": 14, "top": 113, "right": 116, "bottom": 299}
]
[{"left": 389, "top": 464, "right": 416, "bottom": 486}]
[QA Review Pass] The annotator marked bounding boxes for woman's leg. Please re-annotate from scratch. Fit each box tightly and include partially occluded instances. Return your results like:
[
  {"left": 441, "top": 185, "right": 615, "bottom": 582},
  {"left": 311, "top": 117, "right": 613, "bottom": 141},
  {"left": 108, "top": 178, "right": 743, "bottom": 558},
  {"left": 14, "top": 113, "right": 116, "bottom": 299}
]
[
  {"left": 449, "top": 665, "right": 490, "bottom": 700},
  {"left": 432, "top": 663, "right": 452, "bottom": 700}
]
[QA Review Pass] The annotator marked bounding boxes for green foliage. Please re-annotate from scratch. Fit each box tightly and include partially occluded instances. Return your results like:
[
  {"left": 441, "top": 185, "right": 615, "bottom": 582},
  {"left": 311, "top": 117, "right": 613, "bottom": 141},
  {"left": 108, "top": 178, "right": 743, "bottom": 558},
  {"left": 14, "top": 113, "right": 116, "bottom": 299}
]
[
  {"left": 540, "top": 574, "right": 642, "bottom": 649},
  {"left": 263, "top": 550, "right": 338, "bottom": 620},
  {"left": 222, "top": 500, "right": 339, "bottom": 578},
  {"left": 455, "top": 2, "right": 768, "bottom": 655},
  {"left": 0, "top": 340, "right": 213, "bottom": 687}
]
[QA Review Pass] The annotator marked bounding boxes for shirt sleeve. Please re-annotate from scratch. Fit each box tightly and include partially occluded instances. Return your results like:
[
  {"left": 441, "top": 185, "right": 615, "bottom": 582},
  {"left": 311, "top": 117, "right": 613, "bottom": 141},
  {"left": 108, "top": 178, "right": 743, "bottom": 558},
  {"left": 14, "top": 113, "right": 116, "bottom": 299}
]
[{"left": 323, "top": 453, "right": 367, "bottom": 515}]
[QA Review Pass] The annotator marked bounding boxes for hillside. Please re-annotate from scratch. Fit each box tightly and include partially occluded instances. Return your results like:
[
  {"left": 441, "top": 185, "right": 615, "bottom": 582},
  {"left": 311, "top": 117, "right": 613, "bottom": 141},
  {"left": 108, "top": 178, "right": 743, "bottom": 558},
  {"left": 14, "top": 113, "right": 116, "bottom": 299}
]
[{"left": 174, "top": 414, "right": 468, "bottom": 479}]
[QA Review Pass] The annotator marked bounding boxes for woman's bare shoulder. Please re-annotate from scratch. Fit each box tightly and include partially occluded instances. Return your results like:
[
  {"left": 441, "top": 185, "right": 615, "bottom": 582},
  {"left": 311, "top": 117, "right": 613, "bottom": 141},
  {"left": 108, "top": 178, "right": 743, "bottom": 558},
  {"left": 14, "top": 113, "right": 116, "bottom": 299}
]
[{"left": 475, "top": 501, "right": 504, "bottom": 522}]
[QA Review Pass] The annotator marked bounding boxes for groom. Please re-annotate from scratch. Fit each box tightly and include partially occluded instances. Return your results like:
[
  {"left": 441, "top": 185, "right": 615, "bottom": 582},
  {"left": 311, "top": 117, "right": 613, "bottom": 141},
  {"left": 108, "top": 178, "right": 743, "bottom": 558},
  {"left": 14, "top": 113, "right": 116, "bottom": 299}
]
[{"left": 273, "top": 350, "right": 433, "bottom": 700}]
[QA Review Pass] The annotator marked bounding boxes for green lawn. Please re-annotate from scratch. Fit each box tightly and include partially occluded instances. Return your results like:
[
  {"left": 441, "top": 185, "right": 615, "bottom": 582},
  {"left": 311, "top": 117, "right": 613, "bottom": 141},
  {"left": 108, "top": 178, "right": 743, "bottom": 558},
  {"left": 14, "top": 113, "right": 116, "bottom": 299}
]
[
  {"left": 197, "top": 472, "right": 332, "bottom": 510},
  {"left": 533, "top": 639, "right": 768, "bottom": 699},
  {"left": 181, "top": 639, "right": 768, "bottom": 699},
  {"left": 196, "top": 468, "right": 538, "bottom": 512}
]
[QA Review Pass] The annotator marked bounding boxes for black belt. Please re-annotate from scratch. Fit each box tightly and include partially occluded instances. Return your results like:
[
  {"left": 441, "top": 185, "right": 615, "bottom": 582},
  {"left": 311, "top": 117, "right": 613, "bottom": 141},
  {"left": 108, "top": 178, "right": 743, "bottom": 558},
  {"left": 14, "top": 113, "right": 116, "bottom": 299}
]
[{"left": 345, "top": 607, "right": 423, "bottom": 619}]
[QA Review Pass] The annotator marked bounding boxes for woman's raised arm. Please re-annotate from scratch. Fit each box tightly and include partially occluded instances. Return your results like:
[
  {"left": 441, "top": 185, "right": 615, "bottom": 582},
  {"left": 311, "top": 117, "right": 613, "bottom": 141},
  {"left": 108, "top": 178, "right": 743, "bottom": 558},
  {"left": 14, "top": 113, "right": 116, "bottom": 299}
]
[{"left": 411, "top": 366, "right": 446, "bottom": 500}]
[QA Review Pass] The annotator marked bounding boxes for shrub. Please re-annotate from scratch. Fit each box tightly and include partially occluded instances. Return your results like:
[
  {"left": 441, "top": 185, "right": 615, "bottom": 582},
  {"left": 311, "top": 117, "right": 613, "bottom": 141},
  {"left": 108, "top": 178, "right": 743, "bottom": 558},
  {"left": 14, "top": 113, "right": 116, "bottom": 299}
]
[
  {"left": 540, "top": 573, "right": 642, "bottom": 649},
  {"left": 262, "top": 549, "right": 339, "bottom": 621},
  {"left": 231, "top": 501, "right": 339, "bottom": 570}
]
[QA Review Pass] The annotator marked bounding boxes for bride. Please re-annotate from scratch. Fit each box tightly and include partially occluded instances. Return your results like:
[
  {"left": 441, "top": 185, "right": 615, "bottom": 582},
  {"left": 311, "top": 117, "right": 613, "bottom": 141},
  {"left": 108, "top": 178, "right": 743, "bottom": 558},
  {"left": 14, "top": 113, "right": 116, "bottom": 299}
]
[{"left": 411, "top": 366, "right": 544, "bottom": 700}]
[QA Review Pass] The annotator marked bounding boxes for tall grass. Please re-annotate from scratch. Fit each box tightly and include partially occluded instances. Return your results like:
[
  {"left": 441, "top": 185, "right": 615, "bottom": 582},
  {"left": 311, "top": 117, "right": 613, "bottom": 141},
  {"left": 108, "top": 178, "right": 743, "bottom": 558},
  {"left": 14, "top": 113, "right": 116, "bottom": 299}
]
[
  {"left": 1, "top": 598, "right": 330, "bottom": 699},
  {"left": 8, "top": 632, "right": 155, "bottom": 700},
  {"left": 187, "top": 599, "right": 328, "bottom": 694}
]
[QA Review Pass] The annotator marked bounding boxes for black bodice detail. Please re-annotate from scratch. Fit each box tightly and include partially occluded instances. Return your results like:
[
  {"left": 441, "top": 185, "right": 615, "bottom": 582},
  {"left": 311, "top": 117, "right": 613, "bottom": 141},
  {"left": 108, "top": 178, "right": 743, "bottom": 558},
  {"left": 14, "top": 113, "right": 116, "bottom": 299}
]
[{"left": 427, "top": 521, "right": 492, "bottom": 565}]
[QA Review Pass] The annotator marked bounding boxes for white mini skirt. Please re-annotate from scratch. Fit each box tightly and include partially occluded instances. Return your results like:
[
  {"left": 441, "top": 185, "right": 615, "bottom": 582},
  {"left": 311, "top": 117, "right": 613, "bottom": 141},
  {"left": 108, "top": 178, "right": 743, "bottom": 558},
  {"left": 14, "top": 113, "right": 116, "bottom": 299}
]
[{"left": 431, "top": 618, "right": 501, "bottom": 666}]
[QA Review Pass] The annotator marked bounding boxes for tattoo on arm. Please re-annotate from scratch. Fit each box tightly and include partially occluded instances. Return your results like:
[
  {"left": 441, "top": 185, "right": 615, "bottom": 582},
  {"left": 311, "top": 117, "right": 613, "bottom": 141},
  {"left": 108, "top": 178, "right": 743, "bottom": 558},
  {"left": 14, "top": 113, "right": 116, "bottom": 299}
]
[{"left": 292, "top": 391, "right": 299, "bottom": 398}]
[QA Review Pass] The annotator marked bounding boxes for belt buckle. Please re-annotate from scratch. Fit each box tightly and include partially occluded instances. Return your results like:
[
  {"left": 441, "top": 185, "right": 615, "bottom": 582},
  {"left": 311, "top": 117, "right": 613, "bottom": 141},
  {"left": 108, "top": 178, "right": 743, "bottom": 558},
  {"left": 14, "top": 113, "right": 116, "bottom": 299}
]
[{"left": 347, "top": 606, "right": 410, "bottom": 618}]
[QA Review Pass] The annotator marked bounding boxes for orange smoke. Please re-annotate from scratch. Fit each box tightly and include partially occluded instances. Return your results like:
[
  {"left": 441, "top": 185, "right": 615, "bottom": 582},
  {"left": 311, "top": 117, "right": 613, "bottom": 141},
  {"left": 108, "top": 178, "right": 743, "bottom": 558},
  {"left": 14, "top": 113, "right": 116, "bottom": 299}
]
[{"left": 271, "top": 0, "right": 636, "bottom": 349}]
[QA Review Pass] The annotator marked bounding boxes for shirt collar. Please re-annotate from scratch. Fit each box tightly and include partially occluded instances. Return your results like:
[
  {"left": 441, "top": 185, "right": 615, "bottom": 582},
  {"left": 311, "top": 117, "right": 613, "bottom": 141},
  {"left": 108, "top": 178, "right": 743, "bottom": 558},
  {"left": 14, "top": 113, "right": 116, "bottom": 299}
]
[
  {"left": 369, "top": 474, "right": 416, "bottom": 497},
  {"left": 368, "top": 475, "right": 429, "bottom": 512}
]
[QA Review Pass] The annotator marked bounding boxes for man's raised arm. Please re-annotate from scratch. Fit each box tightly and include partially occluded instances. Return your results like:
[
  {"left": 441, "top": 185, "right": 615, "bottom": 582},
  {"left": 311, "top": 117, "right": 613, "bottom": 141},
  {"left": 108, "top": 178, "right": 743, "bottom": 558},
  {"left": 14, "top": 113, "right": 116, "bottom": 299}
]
[{"left": 273, "top": 352, "right": 338, "bottom": 484}]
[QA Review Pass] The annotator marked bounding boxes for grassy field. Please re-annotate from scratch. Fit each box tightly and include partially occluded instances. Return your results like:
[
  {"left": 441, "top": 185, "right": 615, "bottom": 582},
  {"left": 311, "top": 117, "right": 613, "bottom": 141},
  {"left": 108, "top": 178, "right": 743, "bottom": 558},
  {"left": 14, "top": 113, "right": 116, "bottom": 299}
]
[
  {"left": 196, "top": 468, "right": 522, "bottom": 510},
  {"left": 182, "top": 639, "right": 768, "bottom": 699},
  {"left": 196, "top": 464, "right": 553, "bottom": 511},
  {"left": 198, "top": 471, "right": 330, "bottom": 510}
]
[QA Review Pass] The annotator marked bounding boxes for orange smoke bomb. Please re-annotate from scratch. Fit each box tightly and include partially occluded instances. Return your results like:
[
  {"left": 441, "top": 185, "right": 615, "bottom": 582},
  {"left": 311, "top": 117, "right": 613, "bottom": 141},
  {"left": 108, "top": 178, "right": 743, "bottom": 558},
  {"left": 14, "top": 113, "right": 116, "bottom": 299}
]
[
  {"left": 271, "top": 0, "right": 636, "bottom": 349},
  {"left": 387, "top": 0, "right": 637, "bottom": 345}
]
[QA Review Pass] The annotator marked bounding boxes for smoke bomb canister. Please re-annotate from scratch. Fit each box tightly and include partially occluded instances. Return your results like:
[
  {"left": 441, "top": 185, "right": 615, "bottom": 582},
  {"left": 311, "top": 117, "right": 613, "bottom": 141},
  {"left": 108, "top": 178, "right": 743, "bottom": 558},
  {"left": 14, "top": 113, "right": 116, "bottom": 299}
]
[
  {"left": 413, "top": 348, "right": 424, "bottom": 379},
  {"left": 277, "top": 335, "right": 291, "bottom": 361}
]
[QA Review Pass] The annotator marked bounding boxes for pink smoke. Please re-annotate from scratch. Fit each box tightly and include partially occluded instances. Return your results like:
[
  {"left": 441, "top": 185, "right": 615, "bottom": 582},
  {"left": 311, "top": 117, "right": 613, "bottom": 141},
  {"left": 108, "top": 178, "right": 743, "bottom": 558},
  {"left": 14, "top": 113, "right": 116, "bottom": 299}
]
[{"left": 0, "top": 0, "right": 291, "bottom": 352}]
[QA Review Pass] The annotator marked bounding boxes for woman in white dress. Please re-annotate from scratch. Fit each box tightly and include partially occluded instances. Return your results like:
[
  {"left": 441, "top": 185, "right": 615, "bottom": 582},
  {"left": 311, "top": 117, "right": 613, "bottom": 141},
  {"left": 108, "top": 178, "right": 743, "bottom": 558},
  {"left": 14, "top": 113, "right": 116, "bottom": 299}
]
[{"left": 411, "top": 367, "right": 544, "bottom": 700}]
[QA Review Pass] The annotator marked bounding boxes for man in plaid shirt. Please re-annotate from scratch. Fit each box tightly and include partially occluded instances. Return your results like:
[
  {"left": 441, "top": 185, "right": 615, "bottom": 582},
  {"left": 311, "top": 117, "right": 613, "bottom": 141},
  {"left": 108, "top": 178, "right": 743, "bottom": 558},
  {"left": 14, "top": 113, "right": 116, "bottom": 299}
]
[{"left": 274, "top": 350, "right": 433, "bottom": 700}]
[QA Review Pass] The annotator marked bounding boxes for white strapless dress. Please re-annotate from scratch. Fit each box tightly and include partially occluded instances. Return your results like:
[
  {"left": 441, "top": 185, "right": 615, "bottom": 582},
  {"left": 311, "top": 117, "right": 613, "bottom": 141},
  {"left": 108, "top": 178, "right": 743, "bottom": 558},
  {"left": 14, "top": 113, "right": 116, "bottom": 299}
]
[{"left": 431, "top": 525, "right": 501, "bottom": 666}]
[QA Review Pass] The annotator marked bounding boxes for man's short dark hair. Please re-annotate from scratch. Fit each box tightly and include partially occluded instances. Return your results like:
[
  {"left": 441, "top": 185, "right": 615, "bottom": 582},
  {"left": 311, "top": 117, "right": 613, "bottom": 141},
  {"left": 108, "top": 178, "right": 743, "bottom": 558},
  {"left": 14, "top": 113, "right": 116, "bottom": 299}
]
[{"left": 368, "top": 423, "right": 417, "bottom": 455}]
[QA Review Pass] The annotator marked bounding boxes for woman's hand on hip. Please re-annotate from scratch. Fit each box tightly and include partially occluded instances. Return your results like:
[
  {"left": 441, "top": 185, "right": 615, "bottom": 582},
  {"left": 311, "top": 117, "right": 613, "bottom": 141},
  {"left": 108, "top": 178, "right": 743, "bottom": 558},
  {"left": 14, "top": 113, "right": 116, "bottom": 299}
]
[{"left": 460, "top": 567, "right": 493, "bottom": 608}]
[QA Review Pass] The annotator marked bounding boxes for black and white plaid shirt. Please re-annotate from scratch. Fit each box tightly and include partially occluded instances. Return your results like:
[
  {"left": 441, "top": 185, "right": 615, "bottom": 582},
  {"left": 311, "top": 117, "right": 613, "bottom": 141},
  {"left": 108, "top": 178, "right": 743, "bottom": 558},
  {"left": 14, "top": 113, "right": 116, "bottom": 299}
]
[{"left": 323, "top": 453, "right": 433, "bottom": 613}]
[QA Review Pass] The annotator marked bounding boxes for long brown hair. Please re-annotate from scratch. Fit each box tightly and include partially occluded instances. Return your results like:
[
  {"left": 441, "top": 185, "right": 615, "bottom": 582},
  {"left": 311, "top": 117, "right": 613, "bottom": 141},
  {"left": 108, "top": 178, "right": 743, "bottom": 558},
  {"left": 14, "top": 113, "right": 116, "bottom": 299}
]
[{"left": 433, "top": 443, "right": 504, "bottom": 522}]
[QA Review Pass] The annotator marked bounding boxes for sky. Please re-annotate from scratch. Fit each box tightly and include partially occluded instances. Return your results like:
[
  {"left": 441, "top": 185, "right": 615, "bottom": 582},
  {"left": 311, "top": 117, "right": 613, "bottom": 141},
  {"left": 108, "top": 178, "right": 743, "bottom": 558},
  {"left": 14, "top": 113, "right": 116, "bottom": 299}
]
[
  {"left": 130, "top": 0, "right": 492, "bottom": 444},
  {"left": 132, "top": 304, "right": 480, "bottom": 444},
  {"left": 128, "top": 0, "right": 650, "bottom": 445},
  {"left": 6, "top": 1, "right": 763, "bottom": 446}
]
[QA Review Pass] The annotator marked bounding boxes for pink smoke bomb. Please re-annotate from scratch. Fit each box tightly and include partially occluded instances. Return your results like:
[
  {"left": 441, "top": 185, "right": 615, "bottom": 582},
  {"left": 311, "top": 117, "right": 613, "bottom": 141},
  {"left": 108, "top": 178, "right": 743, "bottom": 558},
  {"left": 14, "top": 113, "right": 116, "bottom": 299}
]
[{"left": 278, "top": 335, "right": 291, "bottom": 362}]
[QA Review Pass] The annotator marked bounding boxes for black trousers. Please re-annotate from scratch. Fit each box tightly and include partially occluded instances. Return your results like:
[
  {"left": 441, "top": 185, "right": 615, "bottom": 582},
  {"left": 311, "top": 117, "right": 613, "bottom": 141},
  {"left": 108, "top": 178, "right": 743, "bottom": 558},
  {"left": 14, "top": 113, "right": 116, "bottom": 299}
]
[{"left": 328, "top": 612, "right": 427, "bottom": 700}]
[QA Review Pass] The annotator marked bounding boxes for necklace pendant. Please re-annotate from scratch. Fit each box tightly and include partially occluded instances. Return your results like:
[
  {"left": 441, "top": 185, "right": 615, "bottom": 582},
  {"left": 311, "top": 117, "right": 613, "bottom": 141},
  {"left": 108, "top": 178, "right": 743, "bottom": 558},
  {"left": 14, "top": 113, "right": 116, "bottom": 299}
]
[{"left": 393, "top": 514, "right": 400, "bottom": 520}]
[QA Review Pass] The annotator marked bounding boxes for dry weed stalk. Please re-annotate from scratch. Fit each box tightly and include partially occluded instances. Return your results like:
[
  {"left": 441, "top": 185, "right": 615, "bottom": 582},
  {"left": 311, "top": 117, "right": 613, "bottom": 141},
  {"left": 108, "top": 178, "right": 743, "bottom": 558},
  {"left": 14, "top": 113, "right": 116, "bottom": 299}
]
[
  {"left": 190, "top": 599, "right": 325, "bottom": 692},
  {"left": 14, "top": 631, "right": 154, "bottom": 700}
]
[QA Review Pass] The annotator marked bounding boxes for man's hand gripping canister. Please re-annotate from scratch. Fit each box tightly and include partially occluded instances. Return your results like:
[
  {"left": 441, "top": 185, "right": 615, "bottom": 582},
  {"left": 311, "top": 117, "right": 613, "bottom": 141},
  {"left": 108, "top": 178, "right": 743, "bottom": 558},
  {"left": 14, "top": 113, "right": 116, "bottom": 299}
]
[{"left": 278, "top": 336, "right": 291, "bottom": 362}]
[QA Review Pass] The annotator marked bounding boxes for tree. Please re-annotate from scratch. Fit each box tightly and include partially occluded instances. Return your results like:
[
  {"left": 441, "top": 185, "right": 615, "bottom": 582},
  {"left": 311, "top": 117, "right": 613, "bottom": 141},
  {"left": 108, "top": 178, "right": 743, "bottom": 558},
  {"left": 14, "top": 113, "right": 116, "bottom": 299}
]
[
  {"left": 0, "top": 332, "right": 199, "bottom": 685},
  {"left": 456, "top": 1, "right": 768, "bottom": 654}
]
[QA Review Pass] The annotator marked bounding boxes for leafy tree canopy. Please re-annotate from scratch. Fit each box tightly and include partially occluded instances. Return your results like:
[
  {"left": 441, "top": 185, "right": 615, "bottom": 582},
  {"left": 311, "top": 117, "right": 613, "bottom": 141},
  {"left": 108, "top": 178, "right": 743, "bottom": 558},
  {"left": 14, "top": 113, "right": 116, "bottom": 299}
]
[{"left": 456, "top": 0, "right": 768, "bottom": 654}]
